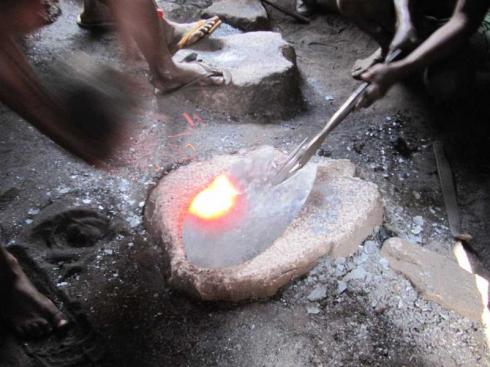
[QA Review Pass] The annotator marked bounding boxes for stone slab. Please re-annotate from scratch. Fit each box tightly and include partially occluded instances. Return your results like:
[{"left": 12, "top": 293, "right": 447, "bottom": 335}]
[
  {"left": 144, "top": 147, "right": 383, "bottom": 301},
  {"left": 381, "top": 237, "right": 486, "bottom": 322},
  {"left": 173, "top": 31, "right": 302, "bottom": 118},
  {"left": 203, "top": 0, "right": 270, "bottom": 31}
]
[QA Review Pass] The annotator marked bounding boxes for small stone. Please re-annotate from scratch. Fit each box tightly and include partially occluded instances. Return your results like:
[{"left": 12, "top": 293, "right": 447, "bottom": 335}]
[
  {"left": 28, "top": 208, "right": 40, "bottom": 215},
  {"left": 343, "top": 267, "right": 367, "bottom": 282},
  {"left": 325, "top": 95, "right": 334, "bottom": 101},
  {"left": 413, "top": 216, "right": 424, "bottom": 226},
  {"left": 57, "top": 186, "right": 70, "bottom": 194},
  {"left": 335, "top": 257, "right": 346, "bottom": 265},
  {"left": 363, "top": 241, "right": 378, "bottom": 254},
  {"left": 411, "top": 225, "right": 423, "bottom": 235},
  {"left": 104, "top": 249, "right": 113, "bottom": 255},
  {"left": 128, "top": 216, "right": 141, "bottom": 228},
  {"left": 307, "top": 286, "right": 327, "bottom": 302},
  {"left": 335, "top": 264, "right": 346, "bottom": 277},
  {"left": 355, "top": 252, "right": 369, "bottom": 265},
  {"left": 306, "top": 304, "right": 321, "bottom": 315},
  {"left": 25, "top": 219, "right": 33, "bottom": 224},
  {"left": 337, "top": 281, "right": 347, "bottom": 294},
  {"left": 82, "top": 199, "right": 92, "bottom": 204}
]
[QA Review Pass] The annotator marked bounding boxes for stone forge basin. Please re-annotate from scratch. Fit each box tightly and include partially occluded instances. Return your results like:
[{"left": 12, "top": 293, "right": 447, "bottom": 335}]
[
  {"left": 173, "top": 31, "right": 302, "bottom": 118},
  {"left": 144, "top": 148, "right": 384, "bottom": 302}
]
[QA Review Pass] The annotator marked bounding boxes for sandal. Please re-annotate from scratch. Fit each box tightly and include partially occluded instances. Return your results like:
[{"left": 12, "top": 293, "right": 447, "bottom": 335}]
[
  {"left": 154, "top": 61, "right": 231, "bottom": 95},
  {"left": 176, "top": 17, "right": 222, "bottom": 50}
]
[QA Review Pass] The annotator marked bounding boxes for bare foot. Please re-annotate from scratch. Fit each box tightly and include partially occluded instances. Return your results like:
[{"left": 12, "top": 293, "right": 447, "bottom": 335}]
[
  {"left": 0, "top": 252, "right": 68, "bottom": 338},
  {"left": 352, "top": 48, "right": 384, "bottom": 79}
]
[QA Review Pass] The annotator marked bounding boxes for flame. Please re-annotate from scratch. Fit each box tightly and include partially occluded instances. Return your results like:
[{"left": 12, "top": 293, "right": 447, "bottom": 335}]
[{"left": 189, "top": 175, "right": 240, "bottom": 220}]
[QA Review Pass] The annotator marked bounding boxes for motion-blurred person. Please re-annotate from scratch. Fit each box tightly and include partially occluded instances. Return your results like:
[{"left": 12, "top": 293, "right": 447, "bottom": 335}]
[
  {"left": 0, "top": 0, "right": 136, "bottom": 339},
  {"left": 0, "top": 0, "right": 230, "bottom": 339}
]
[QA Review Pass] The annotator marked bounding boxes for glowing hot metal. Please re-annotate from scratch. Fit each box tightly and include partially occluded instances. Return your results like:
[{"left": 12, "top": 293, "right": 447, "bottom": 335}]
[
  {"left": 188, "top": 175, "right": 240, "bottom": 221},
  {"left": 182, "top": 147, "right": 318, "bottom": 269}
]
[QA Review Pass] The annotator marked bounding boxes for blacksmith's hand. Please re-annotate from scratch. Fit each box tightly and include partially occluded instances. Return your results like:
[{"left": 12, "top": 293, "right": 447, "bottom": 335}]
[
  {"left": 390, "top": 23, "right": 417, "bottom": 53},
  {"left": 356, "top": 63, "right": 402, "bottom": 109}
]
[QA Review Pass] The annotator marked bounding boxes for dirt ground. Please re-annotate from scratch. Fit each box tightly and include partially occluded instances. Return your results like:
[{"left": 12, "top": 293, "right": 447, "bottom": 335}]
[{"left": 1, "top": 0, "right": 490, "bottom": 366}]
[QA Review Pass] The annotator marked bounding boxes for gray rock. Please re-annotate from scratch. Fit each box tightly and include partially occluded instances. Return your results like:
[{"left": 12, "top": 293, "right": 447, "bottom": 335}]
[
  {"left": 335, "top": 257, "right": 346, "bottom": 265},
  {"left": 203, "top": 0, "right": 270, "bottom": 31},
  {"left": 337, "top": 281, "right": 348, "bottom": 294},
  {"left": 363, "top": 240, "right": 378, "bottom": 254},
  {"left": 411, "top": 225, "right": 423, "bottom": 235},
  {"left": 344, "top": 267, "right": 367, "bottom": 282},
  {"left": 173, "top": 31, "right": 302, "bottom": 119},
  {"left": 413, "top": 216, "right": 424, "bottom": 226},
  {"left": 306, "top": 304, "right": 321, "bottom": 315},
  {"left": 144, "top": 148, "right": 383, "bottom": 301},
  {"left": 307, "top": 286, "right": 327, "bottom": 302},
  {"left": 381, "top": 237, "right": 486, "bottom": 322}
]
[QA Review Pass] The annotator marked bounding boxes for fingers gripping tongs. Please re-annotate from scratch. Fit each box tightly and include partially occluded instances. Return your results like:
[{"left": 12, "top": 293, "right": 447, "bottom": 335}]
[{"left": 272, "top": 49, "right": 402, "bottom": 186}]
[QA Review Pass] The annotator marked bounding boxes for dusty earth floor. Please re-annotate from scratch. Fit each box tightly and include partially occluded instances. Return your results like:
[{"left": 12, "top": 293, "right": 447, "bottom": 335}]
[{"left": 1, "top": 0, "right": 490, "bottom": 366}]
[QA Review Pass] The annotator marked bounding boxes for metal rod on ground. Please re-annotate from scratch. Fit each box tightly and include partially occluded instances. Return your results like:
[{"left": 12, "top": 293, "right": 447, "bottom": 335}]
[
  {"left": 433, "top": 140, "right": 476, "bottom": 255},
  {"left": 261, "top": 0, "right": 310, "bottom": 24}
]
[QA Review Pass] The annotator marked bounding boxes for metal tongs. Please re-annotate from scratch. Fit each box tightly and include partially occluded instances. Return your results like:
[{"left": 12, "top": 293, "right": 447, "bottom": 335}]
[{"left": 272, "top": 49, "right": 402, "bottom": 185}]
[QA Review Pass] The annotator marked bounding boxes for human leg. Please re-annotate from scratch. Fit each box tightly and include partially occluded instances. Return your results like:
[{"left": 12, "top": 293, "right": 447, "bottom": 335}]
[
  {"left": 0, "top": 245, "right": 68, "bottom": 338},
  {"left": 87, "top": 0, "right": 225, "bottom": 92},
  {"left": 337, "top": 0, "right": 418, "bottom": 77},
  {"left": 78, "top": 0, "right": 221, "bottom": 54},
  {"left": 296, "top": 0, "right": 317, "bottom": 17}
]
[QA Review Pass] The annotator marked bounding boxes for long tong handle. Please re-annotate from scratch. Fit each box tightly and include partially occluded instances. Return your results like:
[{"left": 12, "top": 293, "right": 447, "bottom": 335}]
[
  {"left": 273, "top": 49, "right": 402, "bottom": 185},
  {"left": 304, "top": 49, "right": 402, "bottom": 156}
]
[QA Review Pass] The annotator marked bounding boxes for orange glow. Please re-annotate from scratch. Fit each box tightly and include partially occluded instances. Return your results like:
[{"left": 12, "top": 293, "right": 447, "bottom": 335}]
[{"left": 189, "top": 175, "right": 240, "bottom": 220}]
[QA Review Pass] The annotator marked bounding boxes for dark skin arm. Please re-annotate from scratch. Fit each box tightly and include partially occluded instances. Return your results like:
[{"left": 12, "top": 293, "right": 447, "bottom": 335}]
[
  {"left": 358, "top": 0, "right": 490, "bottom": 108},
  {"left": 390, "top": 0, "right": 417, "bottom": 52}
]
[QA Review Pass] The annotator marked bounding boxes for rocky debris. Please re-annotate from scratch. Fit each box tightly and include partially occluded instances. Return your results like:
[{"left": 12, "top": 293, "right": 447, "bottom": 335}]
[
  {"left": 306, "top": 304, "right": 321, "bottom": 314},
  {"left": 173, "top": 31, "right": 302, "bottom": 118},
  {"left": 307, "top": 286, "right": 327, "bottom": 301},
  {"left": 41, "top": 0, "right": 61, "bottom": 24},
  {"left": 203, "top": 0, "right": 270, "bottom": 31},
  {"left": 145, "top": 147, "right": 383, "bottom": 301},
  {"left": 293, "top": 236, "right": 489, "bottom": 366},
  {"left": 381, "top": 237, "right": 486, "bottom": 322}
]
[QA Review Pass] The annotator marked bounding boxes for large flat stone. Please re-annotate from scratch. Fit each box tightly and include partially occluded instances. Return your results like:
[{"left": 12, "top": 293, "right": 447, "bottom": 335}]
[
  {"left": 381, "top": 237, "right": 486, "bottom": 322},
  {"left": 173, "top": 31, "right": 302, "bottom": 118},
  {"left": 144, "top": 147, "right": 383, "bottom": 301},
  {"left": 203, "top": 0, "right": 270, "bottom": 31}
]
